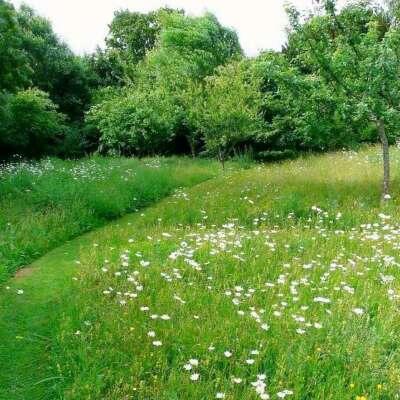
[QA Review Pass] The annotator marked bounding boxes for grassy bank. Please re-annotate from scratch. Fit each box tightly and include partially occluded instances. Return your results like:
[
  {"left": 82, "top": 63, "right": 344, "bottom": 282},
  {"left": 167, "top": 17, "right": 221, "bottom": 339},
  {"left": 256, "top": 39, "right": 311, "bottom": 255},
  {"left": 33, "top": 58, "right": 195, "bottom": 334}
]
[
  {"left": 2, "top": 146, "right": 400, "bottom": 399},
  {"left": 0, "top": 156, "right": 223, "bottom": 282}
]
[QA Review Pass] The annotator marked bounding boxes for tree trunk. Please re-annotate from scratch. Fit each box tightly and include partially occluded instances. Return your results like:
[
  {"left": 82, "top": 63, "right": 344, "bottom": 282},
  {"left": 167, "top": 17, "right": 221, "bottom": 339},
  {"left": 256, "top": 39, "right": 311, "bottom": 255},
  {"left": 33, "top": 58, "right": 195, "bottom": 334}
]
[
  {"left": 218, "top": 148, "right": 225, "bottom": 170},
  {"left": 188, "top": 137, "right": 196, "bottom": 158},
  {"left": 377, "top": 118, "right": 390, "bottom": 201}
]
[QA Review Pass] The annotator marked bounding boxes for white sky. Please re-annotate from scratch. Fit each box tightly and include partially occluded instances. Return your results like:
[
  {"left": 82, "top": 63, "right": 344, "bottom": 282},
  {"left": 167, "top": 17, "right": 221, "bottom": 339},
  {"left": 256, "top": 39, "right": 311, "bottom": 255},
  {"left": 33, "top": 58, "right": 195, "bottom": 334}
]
[{"left": 10, "top": 0, "right": 339, "bottom": 56}]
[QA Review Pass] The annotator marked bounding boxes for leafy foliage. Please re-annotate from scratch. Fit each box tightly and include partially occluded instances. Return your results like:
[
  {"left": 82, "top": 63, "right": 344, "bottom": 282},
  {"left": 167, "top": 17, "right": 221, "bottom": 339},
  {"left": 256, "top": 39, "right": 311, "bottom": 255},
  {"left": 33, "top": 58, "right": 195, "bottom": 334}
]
[
  {"left": 16, "top": 5, "right": 95, "bottom": 122},
  {"left": 88, "top": 10, "right": 243, "bottom": 157},
  {"left": 0, "top": 89, "right": 66, "bottom": 158},
  {"left": 2, "top": 0, "right": 400, "bottom": 175},
  {"left": 186, "top": 60, "right": 263, "bottom": 165},
  {"left": 87, "top": 87, "right": 180, "bottom": 156},
  {"left": 0, "top": 1, "right": 31, "bottom": 92}
]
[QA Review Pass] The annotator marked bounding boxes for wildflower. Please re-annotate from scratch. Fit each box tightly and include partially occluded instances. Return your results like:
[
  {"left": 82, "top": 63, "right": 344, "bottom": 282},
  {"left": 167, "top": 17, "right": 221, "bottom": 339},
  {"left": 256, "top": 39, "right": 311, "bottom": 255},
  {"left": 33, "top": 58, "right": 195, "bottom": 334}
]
[
  {"left": 378, "top": 213, "right": 390, "bottom": 219},
  {"left": 190, "top": 373, "right": 199, "bottom": 381},
  {"left": 147, "top": 331, "right": 156, "bottom": 337},
  {"left": 216, "top": 393, "right": 225, "bottom": 399},
  {"left": 224, "top": 351, "right": 232, "bottom": 358},
  {"left": 313, "top": 297, "right": 331, "bottom": 304},
  {"left": 352, "top": 308, "right": 364, "bottom": 315},
  {"left": 261, "top": 323, "right": 270, "bottom": 331},
  {"left": 152, "top": 340, "right": 162, "bottom": 347},
  {"left": 277, "top": 389, "right": 293, "bottom": 398}
]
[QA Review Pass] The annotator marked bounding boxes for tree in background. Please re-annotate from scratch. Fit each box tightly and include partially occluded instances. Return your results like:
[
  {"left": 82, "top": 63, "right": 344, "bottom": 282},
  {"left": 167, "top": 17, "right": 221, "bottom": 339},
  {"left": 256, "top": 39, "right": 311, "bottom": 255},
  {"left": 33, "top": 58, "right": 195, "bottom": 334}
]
[
  {"left": 255, "top": 51, "right": 355, "bottom": 153},
  {"left": 187, "top": 60, "right": 263, "bottom": 168},
  {"left": 16, "top": 5, "right": 95, "bottom": 123},
  {"left": 87, "top": 49, "right": 126, "bottom": 88},
  {"left": 106, "top": 8, "right": 168, "bottom": 65},
  {"left": 285, "top": 0, "right": 400, "bottom": 200},
  {"left": 0, "top": 89, "right": 66, "bottom": 158},
  {"left": 89, "top": 10, "right": 243, "bottom": 157},
  {"left": 0, "top": 1, "right": 31, "bottom": 92},
  {"left": 89, "top": 8, "right": 180, "bottom": 87},
  {"left": 0, "top": 1, "right": 97, "bottom": 159},
  {"left": 86, "top": 86, "right": 179, "bottom": 156}
]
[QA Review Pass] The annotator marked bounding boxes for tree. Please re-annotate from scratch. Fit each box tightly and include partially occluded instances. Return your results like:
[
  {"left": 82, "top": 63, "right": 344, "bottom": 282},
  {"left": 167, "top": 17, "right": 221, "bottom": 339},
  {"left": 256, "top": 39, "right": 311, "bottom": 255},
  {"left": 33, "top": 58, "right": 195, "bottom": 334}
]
[
  {"left": 154, "top": 11, "right": 242, "bottom": 81},
  {"left": 91, "top": 8, "right": 181, "bottom": 86},
  {"left": 86, "top": 86, "right": 179, "bottom": 156},
  {"left": 0, "top": 1, "right": 31, "bottom": 92},
  {"left": 88, "top": 10, "right": 243, "bottom": 157},
  {"left": 87, "top": 48, "right": 126, "bottom": 88},
  {"left": 187, "top": 60, "right": 263, "bottom": 168},
  {"left": 106, "top": 9, "right": 169, "bottom": 65},
  {"left": 254, "top": 51, "right": 356, "bottom": 153},
  {"left": 136, "top": 11, "right": 243, "bottom": 154},
  {"left": 16, "top": 5, "right": 95, "bottom": 122},
  {"left": 385, "top": 0, "right": 400, "bottom": 23},
  {"left": 286, "top": 0, "right": 400, "bottom": 200},
  {"left": 0, "top": 89, "right": 67, "bottom": 158}
]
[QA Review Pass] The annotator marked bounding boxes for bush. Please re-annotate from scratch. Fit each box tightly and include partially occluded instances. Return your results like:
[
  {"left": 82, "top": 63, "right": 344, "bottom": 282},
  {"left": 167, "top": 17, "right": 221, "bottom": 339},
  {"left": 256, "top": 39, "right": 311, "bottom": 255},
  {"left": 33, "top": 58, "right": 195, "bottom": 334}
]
[
  {"left": 185, "top": 60, "right": 263, "bottom": 166},
  {"left": 0, "top": 88, "right": 67, "bottom": 158},
  {"left": 86, "top": 87, "right": 180, "bottom": 156}
]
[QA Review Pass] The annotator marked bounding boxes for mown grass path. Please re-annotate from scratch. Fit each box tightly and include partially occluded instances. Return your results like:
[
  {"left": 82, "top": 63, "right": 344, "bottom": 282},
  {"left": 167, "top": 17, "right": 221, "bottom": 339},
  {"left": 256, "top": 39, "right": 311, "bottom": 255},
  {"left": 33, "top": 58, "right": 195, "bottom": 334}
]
[
  {"left": 0, "top": 157, "right": 222, "bottom": 282},
  {"left": 0, "top": 209, "right": 175, "bottom": 399}
]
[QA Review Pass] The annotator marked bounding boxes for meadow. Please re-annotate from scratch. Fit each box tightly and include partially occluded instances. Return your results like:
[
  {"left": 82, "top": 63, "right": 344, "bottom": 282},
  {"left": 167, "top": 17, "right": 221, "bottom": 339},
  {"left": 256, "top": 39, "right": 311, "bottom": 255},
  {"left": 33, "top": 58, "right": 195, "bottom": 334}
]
[
  {"left": 2, "top": 146, "right": 400, "bottom": 399},
  {"left": 0, "top": 156, "right": 222, "bottom": 282}
]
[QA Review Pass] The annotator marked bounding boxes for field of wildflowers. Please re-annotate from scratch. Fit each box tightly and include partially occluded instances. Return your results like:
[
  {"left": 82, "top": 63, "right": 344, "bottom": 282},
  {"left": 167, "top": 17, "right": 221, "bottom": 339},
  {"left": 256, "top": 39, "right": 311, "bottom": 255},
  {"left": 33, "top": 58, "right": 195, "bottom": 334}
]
[
  {"left": 2, "top": 146, "right": 400, "bottom": 399},
  {"left": 0, "top": 156, "right": 222, "bottom": 282}
]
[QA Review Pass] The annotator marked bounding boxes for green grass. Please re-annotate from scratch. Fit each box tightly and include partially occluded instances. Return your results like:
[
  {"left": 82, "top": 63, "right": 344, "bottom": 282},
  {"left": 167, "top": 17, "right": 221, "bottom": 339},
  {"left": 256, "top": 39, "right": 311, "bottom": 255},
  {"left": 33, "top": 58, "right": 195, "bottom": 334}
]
[
  {"left": 2, "top": 146, "right": 400, "bottom": 399},
  {"left": 0, "top": 156, "right": 223, "bottom": 282}
]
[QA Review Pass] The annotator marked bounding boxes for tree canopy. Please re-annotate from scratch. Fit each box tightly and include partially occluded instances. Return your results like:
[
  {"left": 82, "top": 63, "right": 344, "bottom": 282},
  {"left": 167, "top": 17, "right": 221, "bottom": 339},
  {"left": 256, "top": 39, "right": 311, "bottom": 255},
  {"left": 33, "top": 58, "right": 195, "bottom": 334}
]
[{"left": 1, "top": 0, "right": 400, "bottom": 199}]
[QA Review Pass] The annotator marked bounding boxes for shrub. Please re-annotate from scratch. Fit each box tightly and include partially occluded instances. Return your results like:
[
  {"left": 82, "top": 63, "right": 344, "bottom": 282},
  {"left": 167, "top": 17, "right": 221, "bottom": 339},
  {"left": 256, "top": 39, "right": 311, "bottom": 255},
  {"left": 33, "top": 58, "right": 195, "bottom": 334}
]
[
  {"left": 185, "top": 60, "right": 263, "bottom": 167},
  {"left": 86, "top": 87, "right": 180, "bottom": 156},
  {"left": 0, "top": 88, "right": 67, "bottom": 158}
]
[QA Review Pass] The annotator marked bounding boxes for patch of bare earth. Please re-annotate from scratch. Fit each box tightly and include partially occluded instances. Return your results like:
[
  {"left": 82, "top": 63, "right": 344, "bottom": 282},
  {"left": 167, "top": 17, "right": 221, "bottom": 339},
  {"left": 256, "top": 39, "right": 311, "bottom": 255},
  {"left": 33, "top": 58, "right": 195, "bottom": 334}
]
[{"left": 14, "top": 266, "right": 35, "bottom": 280}]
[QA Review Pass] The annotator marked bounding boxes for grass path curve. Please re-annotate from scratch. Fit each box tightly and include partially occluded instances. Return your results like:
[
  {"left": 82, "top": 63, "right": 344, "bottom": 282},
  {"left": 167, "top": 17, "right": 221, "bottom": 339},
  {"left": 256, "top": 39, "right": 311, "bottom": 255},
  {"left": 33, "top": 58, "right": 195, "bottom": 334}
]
[
  {"left": 0, "top": 214, "right": 133, "bottom": 399},
  {"left": 0, "top": 167, "right": 234, "bottom": 399}
]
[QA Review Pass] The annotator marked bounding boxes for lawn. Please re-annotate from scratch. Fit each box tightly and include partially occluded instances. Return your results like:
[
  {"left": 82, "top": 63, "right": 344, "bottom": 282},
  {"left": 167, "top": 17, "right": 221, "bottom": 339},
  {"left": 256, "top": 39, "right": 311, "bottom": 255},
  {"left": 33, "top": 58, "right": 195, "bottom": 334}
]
[
  {"left": 2, "top": 146, "right": 400, "bottom": 399},
  {"left": 0, "top": 156, "right": 223, "bottom": 282}
]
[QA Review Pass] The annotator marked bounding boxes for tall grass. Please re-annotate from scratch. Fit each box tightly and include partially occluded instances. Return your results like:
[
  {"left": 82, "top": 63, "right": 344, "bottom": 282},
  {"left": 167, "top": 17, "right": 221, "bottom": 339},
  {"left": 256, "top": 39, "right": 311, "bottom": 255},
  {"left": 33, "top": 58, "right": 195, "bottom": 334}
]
[
  {"left": 0, "top": 156, "right": 222, "bottom": 282},
  {"left": 2, "top": 146, "right": 400, "bottom": 399}
]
